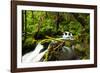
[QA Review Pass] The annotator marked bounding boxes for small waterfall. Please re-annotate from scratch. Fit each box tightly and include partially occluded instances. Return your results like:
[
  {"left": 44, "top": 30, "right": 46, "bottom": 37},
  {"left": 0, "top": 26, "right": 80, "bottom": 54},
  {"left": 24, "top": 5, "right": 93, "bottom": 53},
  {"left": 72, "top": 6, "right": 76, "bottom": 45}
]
[
  {"left": 22, "top": 32, "right": 77, "bottom": 62},
  {"left": 22, "top": 43, "right": 47, "bottom": 63}
]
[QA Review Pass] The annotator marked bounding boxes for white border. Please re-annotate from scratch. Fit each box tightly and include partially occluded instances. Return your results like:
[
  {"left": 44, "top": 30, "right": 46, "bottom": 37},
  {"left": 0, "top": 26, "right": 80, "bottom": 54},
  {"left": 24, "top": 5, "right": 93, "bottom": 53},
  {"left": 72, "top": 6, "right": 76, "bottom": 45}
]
[{"left": 17, "top": 5, "right": 94, "bottom": 68}]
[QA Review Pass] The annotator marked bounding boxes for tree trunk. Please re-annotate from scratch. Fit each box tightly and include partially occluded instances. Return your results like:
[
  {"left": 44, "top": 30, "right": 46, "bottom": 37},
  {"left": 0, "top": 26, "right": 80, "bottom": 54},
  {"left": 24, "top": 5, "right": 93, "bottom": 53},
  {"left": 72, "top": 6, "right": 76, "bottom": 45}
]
[
  {"left": 37, "top": 16, "right": 43, "bottom": 33},
  {"left": 56, "top": 12, "right": 60, "bottom": 31},
  {"left": 32, "top": 11, "right": 34, "bottom": 24},
  {"left": 34, "top": 16, "right": 44, "bottom": 40},
  {"left": 22, "top": 10, "right": 25, "bottom": 34},
  {"left": 24, "top": 10, "right": 27, "bottom": 40}
]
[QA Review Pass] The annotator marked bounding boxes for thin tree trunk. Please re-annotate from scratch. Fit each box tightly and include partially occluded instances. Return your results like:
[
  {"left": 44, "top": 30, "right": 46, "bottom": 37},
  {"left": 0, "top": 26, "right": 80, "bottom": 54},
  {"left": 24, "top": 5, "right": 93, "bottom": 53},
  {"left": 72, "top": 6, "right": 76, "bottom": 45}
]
[
  {"left": 34, "top": 16, "right": 43, "bottom": 39},
  {"left": 24, "top": 10, "right": 27, "bottom": 40},
  {"left": 32, "top": 11, "right": 34, "bottom": 24},
  {"left": 37, "top": 17, "right": 42, "bottom": 32},
  {"left": 56, "top": 12, "right": 60, "bottom": 32},
  {"left": 45, "top": 12, "right": 48, "bottom": 18},
  {"left": 22, "top": 10, "right": 24, "bottom": 34}
]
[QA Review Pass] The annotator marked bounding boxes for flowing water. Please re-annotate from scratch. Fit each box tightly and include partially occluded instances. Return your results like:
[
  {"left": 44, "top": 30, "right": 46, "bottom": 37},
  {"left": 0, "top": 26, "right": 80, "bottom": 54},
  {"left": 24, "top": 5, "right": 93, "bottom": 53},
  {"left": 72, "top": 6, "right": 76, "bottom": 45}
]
[{"left": 22, "top": 43, "right": 47, "bottom": 63}]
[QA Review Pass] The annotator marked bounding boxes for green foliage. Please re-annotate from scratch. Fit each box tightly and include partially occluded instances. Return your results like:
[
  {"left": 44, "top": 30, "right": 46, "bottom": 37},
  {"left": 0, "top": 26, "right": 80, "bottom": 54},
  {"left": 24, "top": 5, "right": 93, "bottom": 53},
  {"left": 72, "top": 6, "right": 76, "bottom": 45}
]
[
  {"left": 22, "top": 37, "right": 37, "bottom": 55},
  {"left": 22, "top": 10, "right": 90, "bottom": 60}
]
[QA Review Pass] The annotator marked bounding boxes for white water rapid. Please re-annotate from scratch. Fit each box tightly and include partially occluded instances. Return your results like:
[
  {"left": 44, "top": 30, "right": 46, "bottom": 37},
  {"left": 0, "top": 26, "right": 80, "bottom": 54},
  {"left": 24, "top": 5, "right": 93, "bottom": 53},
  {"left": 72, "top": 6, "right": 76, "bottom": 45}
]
[{"left": 22, "top": 43, "right": 47, "bottom": 63}]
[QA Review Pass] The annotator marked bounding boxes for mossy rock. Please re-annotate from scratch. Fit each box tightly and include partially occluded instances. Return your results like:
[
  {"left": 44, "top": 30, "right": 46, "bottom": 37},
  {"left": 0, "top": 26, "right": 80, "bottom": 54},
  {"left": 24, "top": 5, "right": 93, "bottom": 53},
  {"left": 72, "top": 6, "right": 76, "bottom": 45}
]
[
  {"left": 40, "top": 40, "right": 74, "bottom": 61},
  {"left": 22, "top": 37, "right": 37, "bottom": 55}
]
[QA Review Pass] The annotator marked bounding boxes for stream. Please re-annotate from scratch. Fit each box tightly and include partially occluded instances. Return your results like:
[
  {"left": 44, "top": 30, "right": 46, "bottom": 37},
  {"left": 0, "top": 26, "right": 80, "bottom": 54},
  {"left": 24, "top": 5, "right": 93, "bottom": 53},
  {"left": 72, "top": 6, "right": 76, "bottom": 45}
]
[{"left": 22, "top": 43, "right": 47, "bottom": 63}]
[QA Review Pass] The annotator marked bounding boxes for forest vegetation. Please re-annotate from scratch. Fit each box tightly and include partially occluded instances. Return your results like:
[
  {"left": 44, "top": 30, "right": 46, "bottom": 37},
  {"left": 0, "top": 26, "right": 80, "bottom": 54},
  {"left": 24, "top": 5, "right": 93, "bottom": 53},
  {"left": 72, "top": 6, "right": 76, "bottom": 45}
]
[{"left": 22, "top": 10, "right": 90, "bottom": 61}]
